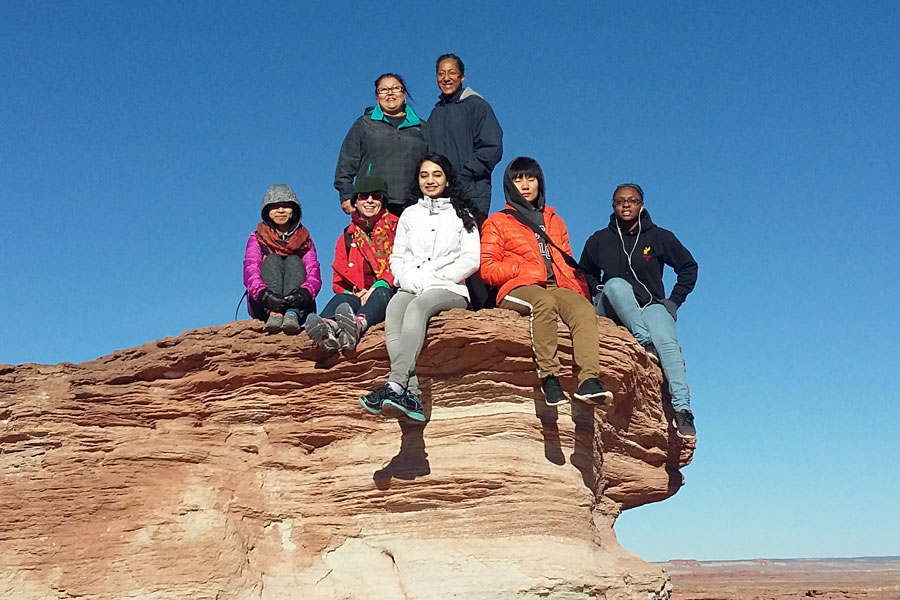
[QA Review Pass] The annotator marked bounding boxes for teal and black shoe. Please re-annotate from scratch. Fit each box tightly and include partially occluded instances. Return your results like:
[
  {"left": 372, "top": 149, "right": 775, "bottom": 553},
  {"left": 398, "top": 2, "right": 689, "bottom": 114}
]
[{"left": 381, "top": 389, "right": 425, "bottom": 423}]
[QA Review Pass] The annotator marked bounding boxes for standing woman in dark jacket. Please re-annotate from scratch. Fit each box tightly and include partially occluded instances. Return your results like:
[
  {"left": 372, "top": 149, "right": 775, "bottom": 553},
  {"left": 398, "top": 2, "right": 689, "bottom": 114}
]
[
  {"left": 579, "top": 184, "right": 699, "bottom": 439},
  {"left": 334, "top": 73, "right": 427, "bottom": 216}
]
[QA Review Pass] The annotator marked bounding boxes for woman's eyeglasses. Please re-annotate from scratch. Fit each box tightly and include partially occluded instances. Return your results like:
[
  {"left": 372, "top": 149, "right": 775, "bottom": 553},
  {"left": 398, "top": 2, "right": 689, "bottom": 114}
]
[
  {"left": 376, "top": 85, "right": 404, "bottom": 96},
  {"left": 357, "top": 193, "right": 383, "bottom": 201}
]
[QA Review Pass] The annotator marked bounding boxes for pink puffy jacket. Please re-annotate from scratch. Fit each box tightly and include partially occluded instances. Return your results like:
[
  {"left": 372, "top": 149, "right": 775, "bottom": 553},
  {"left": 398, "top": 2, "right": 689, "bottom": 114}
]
[{"left": 242, "top": 233, "right": 322, "bottom": 314}]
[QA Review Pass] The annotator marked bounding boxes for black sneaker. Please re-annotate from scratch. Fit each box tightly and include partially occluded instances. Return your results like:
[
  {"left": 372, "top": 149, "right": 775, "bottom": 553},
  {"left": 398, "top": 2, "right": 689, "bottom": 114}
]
[
  {"left": 541, "top": 375, "right": 567, "bottom": 406},
  {"left": 573, "top": 378, "right": 614, "bottom": 405},
  {"left": 672, "top": 410, "right": 697, "bottom": 439},
  {"left": 643, "top": 343, "right": 660, "bottom": 365},
  {"left": 381, "top": 389, "right": 426, "bottom": 422},
  {"left": 358, "top": 384, "right": 397, "bottom": 415}
]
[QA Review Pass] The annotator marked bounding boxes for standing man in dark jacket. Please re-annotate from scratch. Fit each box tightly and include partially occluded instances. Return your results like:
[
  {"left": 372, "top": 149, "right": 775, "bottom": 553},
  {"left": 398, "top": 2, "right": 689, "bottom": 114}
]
[
  {"left": 426, "top": 53, "right": 503, "bottom": 215},
  {"left": 579, "top": 184, "right": 699, "bottom": 439}
]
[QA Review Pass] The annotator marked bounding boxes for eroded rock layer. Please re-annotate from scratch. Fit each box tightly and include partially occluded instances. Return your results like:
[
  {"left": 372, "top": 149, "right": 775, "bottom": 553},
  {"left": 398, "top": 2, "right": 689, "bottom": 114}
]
[{"left": 0, "top": 308, "right": 693, "bottom": 599}]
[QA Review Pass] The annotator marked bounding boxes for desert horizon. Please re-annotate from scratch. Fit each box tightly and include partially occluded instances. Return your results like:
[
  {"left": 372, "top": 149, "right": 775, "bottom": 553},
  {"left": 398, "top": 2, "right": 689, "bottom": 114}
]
[{"left": 661, "top": 555, "right": 900, "bottom": 600}]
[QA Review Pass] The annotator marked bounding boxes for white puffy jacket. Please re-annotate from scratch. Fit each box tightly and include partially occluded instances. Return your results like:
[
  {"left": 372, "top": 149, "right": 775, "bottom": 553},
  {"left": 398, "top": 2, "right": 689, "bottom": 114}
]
[{"left": 389, "top": 196, "right": 481, "bottom": 300}]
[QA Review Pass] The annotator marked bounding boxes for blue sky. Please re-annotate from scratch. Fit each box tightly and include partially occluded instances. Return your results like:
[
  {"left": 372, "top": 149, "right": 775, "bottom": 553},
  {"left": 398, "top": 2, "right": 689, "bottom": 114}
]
[{"left": 2, "top": 1, "right": 898, "bottom": 561}]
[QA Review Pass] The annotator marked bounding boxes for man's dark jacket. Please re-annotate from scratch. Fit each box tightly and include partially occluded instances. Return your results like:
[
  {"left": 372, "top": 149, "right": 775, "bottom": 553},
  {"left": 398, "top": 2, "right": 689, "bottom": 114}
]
[
  {"left": 579, "top": 209, "right": 698, "bottom": 307},
  {"left": 426, "top": 87, "right": 502, "bottom": 215}
]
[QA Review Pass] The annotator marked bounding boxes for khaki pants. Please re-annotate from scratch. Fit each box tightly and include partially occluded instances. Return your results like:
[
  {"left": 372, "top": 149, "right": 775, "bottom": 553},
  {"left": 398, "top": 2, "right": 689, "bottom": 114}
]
[{"left": 501, "top": 284, "right": 601, "bottom": 384}]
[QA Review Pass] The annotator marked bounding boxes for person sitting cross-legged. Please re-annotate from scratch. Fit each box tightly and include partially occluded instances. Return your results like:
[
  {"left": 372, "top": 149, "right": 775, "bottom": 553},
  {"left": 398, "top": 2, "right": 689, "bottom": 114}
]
[{"left": 579, "top": 183, "right": 699, "bottom": 439}]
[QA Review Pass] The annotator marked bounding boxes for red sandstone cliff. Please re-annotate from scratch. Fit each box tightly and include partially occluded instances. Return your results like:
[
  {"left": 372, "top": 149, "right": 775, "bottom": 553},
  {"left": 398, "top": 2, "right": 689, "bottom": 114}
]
[{"left": 0, "top": 308, "right": 693, "bottom": 599}]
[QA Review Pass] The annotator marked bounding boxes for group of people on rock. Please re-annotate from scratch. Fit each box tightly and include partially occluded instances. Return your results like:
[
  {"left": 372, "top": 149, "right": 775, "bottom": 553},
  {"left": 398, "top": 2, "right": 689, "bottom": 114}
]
[{"left": 241, "top": 53, "right": 699, "bottom": 439}]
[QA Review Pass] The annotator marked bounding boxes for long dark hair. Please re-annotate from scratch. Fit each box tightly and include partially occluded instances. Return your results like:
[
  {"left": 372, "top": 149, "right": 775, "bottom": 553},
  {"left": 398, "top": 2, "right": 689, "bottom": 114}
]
[{"left": 409, "top": 153, "right": 479, "bottom": 232}]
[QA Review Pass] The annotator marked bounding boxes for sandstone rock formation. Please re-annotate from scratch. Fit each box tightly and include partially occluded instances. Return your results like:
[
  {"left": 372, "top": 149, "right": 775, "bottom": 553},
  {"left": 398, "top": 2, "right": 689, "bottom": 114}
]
[{"left": 0, "top": 308, "right": 694, "bottom": 599}]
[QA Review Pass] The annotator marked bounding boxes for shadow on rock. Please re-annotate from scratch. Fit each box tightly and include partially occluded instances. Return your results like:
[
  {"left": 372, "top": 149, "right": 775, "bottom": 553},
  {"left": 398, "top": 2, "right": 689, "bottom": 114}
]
[
  {"left": 571, "top": 399, "right": 599, "bottom": 492},
  {"left": 533, "top": 391, "right": 565, "bottom": 466},
  {"left": 373, "top": 421, "right": 430, "bottom": 487},
  {"left": 373, "top": 382, "right": 432, "bottom": 487}
]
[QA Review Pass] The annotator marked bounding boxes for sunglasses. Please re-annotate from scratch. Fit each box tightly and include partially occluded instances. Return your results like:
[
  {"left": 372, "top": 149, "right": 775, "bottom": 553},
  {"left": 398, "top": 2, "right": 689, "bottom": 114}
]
[{"left": 356, "top": 193, "right": 383, "bottom": 202}]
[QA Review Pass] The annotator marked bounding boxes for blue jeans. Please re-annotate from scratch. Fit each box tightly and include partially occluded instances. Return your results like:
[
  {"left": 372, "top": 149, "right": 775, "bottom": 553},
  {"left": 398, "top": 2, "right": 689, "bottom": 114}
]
[
  {"left": 595, "top": 277, "right": 691, "bottom": 411},
  {"left": 318, "top": 286, "right": 394, "bottom": 327}
]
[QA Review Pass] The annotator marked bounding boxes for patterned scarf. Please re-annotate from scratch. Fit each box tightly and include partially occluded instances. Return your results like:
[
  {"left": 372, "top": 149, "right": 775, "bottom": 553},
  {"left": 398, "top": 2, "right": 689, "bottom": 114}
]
[
  {"left": 349, "top": 209, "right": 396, "bottom": 281},
  {"left": 255, "top": 222, "right": 311, "bottom": 257}
]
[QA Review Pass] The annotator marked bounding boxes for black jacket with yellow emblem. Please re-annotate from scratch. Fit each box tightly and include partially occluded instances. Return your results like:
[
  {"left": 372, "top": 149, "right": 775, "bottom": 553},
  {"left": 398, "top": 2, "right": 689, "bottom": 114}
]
[{"left": 579, "top": 209, "right": 697, "bottom": 308}]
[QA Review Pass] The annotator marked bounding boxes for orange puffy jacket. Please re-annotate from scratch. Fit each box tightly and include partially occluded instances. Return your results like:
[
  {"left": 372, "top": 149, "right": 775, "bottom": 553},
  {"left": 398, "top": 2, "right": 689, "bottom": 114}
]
[{"left": 480, "top": 205, "right": 589, "bottom": 304}]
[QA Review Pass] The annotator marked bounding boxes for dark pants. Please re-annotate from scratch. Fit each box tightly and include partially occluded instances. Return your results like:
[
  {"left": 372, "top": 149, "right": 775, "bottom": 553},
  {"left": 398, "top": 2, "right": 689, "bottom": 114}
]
[
  {"left": 248, "top": 254, "right": 308, "bottom": 320},
  {"left": 318, "top": 286, "right": 394, "bottom": 327}
]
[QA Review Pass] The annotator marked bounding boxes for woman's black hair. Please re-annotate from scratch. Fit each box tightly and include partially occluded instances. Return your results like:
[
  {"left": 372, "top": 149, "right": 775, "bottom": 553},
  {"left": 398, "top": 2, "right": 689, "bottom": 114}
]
[
  {"left": 409, "top": 153, "right": 479, "bottom": 232},
  {"left": 374, "top": 72, "right": 412, "bottom": 102},
  {"left": 507, "top": 156, "right": 544, "bottom": 182}
]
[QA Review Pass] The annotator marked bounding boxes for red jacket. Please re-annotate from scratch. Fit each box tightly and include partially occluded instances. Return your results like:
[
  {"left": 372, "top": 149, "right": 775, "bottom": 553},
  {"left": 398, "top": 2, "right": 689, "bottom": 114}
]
[
  {"left": 480, "top": 205, "right": 588, "bottom": 303},
  {"left": 331, "top": 212, "right": 399, "bottom": 293}
]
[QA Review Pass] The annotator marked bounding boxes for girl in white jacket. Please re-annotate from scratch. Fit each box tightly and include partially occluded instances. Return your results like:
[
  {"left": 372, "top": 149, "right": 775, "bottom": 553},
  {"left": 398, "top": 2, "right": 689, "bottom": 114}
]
[{"left": 358, "top": 153, "right": 481, "bottom": 422}]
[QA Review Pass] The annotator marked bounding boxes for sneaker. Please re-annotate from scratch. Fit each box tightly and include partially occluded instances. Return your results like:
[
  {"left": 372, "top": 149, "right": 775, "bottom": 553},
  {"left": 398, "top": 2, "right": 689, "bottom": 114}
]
[
  {"left": 264, "top": 312, "right": 284, "bottom": 333},
  {"left": 672, "top": 410, "right": 697, "bottom": 439},
  {"left": 282, "top": 310, "right": 302, "bottom": 335},
  {"left": 643, "top": 343, "right": 660, "bottom": 365},
  {"left": 334, "top": 303, "right": 361, "bottom": 352},
  {"left": 381, "top": 389, "right": 426, "bottom": 422},
  {"left": 358, "top": 384, "right": 396, "bottom": 415},
  {"left": 573, "top": 378, "right": 614, "bottom": 405},
  {"left": 304, "top": 314, "right": 340, "bottom": 352},
  {"left": 541, "top": 375, "right": 567, "bottom": 407}
]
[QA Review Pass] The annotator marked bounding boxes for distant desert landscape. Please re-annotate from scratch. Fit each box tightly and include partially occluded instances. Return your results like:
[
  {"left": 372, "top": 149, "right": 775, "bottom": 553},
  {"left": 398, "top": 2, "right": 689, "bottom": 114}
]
[{"left": 665, "top": 556, "right": 900, "bottom": 600}]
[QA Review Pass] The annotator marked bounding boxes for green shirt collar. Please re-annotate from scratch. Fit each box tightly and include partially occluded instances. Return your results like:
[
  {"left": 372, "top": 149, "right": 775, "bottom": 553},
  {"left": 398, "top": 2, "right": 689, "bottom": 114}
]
[{"left": 370, "top": 104, "right": 423, "bottom": 129}]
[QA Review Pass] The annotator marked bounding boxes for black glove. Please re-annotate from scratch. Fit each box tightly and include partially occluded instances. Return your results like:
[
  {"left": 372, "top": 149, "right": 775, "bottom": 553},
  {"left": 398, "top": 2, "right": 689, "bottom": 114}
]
[
  {"left": 662, "top": 298, "right": 678, "bottom": 321},
  {"left": 258, "top": 288, "right": 286, "bottom": 314},
  {"left": 284, "top": 288, "right": 313, "bottom": 311}
]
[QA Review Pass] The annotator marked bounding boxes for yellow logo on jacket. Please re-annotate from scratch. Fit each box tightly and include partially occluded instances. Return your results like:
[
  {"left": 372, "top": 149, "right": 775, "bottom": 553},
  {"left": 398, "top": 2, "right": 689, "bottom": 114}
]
[{"left": 643, "top": 246, "right": 651, "bottom": 261}]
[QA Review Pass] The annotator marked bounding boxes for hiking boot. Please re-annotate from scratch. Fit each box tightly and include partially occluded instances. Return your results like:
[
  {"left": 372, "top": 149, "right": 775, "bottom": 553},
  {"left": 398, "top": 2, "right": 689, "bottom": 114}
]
[
  {"left": 573, "top": 378, "right": 614, "bottom": 405},
  {"left": 334, "top": 302, "right": 361, "bottom": 352},
  {"left": 358, "top": 384, "right": 398, "bottom": 415},
  {"left": 282, "top": 310, "right": 302, "bottom": 335},
  {"left": 381, "top": 389, "right": 426, "bottom": 422},
  {"left": 304, "top": 313, "right": 340, "bottom": 352},
  {"left": 541, "top": 375, "right": 567, "bottom": 407},
  {"left": 263, "top": 312, "right": 284, "bottom": 333},
  {"left": 643, "top": 343, "right": 660, "bottom": 365},
  {"left": 672, "top": 410, "right": 697, "bottom": 439}
]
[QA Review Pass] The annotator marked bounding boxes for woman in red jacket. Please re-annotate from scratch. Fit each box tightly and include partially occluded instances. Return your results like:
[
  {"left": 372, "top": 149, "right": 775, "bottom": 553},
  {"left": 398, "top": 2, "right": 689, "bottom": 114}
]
[
  {"left": 480, "top": 157, "right": 613, "bottom": 407},
  {"left": 305, "top": 176, "right": 398, "bottom": 352}
]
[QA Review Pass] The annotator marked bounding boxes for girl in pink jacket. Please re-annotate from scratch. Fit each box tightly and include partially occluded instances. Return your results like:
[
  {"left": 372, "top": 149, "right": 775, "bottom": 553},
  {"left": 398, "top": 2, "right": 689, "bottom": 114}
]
[{"left": 242, "top": 185, "right": 322, "bottom": 334}]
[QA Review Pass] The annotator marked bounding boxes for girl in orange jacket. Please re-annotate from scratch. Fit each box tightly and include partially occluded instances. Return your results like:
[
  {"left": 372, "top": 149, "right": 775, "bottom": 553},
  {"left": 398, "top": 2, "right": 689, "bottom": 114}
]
[{"left": 480, "top": 157, "right": 613, "bottom": 407}]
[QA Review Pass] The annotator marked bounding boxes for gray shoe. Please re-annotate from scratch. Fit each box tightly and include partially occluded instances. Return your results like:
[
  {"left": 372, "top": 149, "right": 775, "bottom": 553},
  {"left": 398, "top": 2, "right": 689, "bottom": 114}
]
[
  {"left": 304, "top": 314, "right": 339, "bottom": 352},
  {"left": 672, "top": 410, "right": 697, "bottom": 439},
  {"left": 263, "top": 312, "right": 283, "bottom": 334},
  {"left": 282, "top": 311, "right": 302, "bottom": 335},
  {"left": 334, "top": 303, "right": 360, "bottom": 352}
]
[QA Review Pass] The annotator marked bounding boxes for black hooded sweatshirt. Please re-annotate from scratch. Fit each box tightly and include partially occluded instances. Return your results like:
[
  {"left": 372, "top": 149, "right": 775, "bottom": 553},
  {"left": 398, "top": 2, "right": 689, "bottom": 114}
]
[{"left": 578, "top": 210, "right": 697, "bottom": 307}]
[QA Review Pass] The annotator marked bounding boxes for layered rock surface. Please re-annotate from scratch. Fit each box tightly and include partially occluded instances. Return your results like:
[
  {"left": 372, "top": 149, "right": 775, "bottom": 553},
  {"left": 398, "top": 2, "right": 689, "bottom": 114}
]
[{"left": 0, "top": 308, "right": 694, "bottom": 599}]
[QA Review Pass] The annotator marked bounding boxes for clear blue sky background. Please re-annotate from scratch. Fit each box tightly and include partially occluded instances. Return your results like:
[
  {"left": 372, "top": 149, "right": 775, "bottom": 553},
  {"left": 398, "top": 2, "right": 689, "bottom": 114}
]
[{"left": 2, "top": 1, "right": 898, "bottom": 562}]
